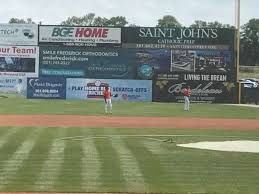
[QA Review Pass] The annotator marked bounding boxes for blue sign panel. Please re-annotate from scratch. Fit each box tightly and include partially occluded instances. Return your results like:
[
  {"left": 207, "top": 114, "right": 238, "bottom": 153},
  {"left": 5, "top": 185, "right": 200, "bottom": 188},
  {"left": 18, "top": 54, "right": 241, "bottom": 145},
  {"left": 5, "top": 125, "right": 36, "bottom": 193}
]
[
  {"left": 66, "top": 78, "right": 152, "bottom": 102},
  {"left": 27, "top": 77, "right": 66, "bottom": 99}
]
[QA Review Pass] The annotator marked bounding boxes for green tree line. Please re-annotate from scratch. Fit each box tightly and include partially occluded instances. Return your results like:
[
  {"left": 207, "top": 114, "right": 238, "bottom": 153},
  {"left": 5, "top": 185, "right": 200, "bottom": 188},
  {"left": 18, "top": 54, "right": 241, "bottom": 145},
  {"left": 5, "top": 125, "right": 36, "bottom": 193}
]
[{"left": 8, "top": 14, "right": 259, "bottom": 66}]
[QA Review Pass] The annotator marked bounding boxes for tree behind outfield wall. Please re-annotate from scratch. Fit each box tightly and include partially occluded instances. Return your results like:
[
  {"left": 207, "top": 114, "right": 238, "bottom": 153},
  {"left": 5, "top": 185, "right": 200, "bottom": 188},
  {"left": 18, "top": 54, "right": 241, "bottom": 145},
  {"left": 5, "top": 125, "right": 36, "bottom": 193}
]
[
  {"left": 9, "top": 18, "right": 36, "bottom": 24},
  {"left": 61, "top": 13, "right": 97, "bottom": 26},
  {"left": 105, "top": 16, "right": 128, "bottom": 27},
  {"left": 61, "top": 13, "right": 128, "bottom": 27},
  {"left": 189, "top": 20, "right": 234, "bottom": 29},
  {"left": 156, "top": 15, "right": 182, "bottom": 28},
  {"left": 241, "top": 18, "right": 259, "bottom": 66},
  {"left": 93, "top": 16, "right": 109, "bottom": 27}
]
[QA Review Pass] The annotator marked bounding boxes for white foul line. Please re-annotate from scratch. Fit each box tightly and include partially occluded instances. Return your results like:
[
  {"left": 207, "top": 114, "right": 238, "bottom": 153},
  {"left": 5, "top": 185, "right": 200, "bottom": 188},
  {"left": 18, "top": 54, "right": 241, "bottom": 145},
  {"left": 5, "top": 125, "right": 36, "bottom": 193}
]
[{"left": 59, "top": 134, "right": 259, "bottom": 141}]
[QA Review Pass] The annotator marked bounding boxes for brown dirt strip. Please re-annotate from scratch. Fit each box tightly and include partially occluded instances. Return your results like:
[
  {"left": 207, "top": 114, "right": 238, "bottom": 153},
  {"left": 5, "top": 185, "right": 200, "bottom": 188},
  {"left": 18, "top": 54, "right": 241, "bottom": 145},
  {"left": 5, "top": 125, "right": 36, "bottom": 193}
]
[{"left": 0, "top": 115, "right": 259, "bottom": 130}]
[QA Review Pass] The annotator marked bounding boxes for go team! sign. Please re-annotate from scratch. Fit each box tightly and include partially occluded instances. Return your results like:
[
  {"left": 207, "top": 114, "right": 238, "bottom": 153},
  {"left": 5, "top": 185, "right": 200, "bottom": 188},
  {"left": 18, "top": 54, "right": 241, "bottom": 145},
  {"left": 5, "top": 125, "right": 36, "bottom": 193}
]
[{"left": 39, "top": 26, "right": 121, "bottom": 44}]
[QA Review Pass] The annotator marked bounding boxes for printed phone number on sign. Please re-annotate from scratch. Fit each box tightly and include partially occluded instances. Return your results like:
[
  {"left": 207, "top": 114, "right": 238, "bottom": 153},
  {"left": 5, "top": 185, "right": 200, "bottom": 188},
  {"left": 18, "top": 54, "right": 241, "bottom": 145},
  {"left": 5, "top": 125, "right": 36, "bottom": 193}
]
[
  {"left": 34, "top": 89, "right": 59, "bottom": 94},
  {"left": 41, "top": 60, "right": 71, "bottom": 65}
]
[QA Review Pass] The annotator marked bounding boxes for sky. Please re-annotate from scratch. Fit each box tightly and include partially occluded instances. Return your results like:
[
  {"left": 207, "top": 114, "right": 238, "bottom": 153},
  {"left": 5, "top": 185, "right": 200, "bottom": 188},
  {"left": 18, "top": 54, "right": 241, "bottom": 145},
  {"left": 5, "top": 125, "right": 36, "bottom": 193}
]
[{"left": 0, "top": 0, "right": 258, "bottom": 26}]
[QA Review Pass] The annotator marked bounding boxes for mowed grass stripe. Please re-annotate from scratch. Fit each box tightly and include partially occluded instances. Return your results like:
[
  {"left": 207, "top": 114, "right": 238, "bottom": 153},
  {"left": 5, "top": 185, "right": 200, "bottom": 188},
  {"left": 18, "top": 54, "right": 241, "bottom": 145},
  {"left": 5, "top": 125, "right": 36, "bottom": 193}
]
[
  {"left": 54, "top": 128, "right": 82, "bottom": 192},
  {"left": 0, "top": 127, "right": 43, "bottom": 190},
  {"left": 142, "top": 139, "right": 172, "bottom": 155},
  {"left": 81, "top": 137, "right": 101, "bottom": 191},
  {"left": 142, "top": 142, "right": 259, "bottom": 193},
  {"left": 95, "top": 138, "right": 127, "bottom": 192},
  {"left": 165, "top": 151, "right": 259, "bottom": 192},
  {"left": 4, "top": 127, "right": 58, "bottom": 191},
  {"left": 126, "top": 139, "right": 172, "bottom": 192},
  {"left": 111, "top": 137, "right": 148, "bottom": 192},
  {"left": 34, "top": 128, "right": 66, "bottom": 191},
  {"left": 141, "top": 143, "right": 208, "bottom": 193},
  {"left": 0, "top": 127, "right": 19, "bottom": 148},
  {"left": 0, "top": 127, "right": 30, "bottom": 162},
  {"left": 0, "top": 127, "right": 11, "bottom": 137}
]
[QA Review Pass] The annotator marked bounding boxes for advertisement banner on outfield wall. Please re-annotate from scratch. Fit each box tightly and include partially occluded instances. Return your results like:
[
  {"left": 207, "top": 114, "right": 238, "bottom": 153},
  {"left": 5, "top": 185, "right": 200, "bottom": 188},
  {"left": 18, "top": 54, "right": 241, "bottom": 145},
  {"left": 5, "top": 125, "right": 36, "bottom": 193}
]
[
  {"left": 39, "top": 45, "right": 235, "bottom": 80},
  {"left": 0, "top": 24, "right": 38, "bottom": 45},
  {"left": 39, "top": 25, "right": 121, "bottom": 46},
  {"left": 153, "top": 73, "right": 236, "bottom": 103},
  {"left": 0, "top": 76, "right": 27, "bottom": 96},
  {"left": 0, "top": 46, "right": 39, "bottom": 77},
  {"left": 121, "top": 27, "right": 235, "bottom": 49},
  {"left": 134, "top": 49, "right": 234, "bottom": 80},
  {"left": 27, "top": 77, "right": 66, "bottom": 99},
  {"left": 39, "top": 46, "right": 136, "bottom": 79},
  {"left": 66, "top": 78, "right": 152, "bottom": 101}
]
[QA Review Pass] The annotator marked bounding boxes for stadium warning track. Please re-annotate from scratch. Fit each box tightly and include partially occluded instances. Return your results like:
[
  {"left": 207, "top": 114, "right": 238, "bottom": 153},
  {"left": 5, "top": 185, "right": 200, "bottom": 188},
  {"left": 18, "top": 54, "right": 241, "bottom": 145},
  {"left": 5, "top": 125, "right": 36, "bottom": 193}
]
[{"left": 0, "top": 115, "right": 259, "bottom": 130}]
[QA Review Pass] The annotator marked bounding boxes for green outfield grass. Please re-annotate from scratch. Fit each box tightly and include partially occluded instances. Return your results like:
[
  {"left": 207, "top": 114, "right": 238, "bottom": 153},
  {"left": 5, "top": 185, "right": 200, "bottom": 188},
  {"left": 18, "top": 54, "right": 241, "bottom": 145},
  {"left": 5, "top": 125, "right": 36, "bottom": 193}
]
[
  {"left": 1, "top": 97, "right": 259, "bottom": 194},
  {"left": 0, "top": 96, "right": 259, "bottom": 119},
  {"left": 0, "top": 127, "right": 258, "bottom": 194},
  {"left": 239, "top": 71, "right": 259, "bottom": 79}
]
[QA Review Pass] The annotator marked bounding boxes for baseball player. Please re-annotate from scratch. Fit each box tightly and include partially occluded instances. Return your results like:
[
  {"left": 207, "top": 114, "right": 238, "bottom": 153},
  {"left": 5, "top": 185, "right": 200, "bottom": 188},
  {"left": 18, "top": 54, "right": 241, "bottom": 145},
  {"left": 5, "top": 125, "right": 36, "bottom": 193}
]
[
  {"left": 15, "top": 79, "right": 24, "bottom": 94},
  {"left": 183, "top": 85, "right": 191, "bottom": 111},
  {"left": 103, "top": 85, "right": 112, "bottom": 114}
]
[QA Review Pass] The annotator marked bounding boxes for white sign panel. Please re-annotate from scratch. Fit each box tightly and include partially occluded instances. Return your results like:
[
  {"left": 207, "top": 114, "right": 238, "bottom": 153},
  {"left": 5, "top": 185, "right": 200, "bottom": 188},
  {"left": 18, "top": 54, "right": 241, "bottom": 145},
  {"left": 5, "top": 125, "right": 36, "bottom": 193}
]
[
  {"left": 39, "top": 26, "right": 121, "bottom": 44},
  {"left": 0, "top": 76, "right": 27, "bottom": 95},
  {"left": 0, "top": 24, "right": 38, "bottom": 45},
  {"left": 0, "top": 46, "right": 39, "bottom": 77}
]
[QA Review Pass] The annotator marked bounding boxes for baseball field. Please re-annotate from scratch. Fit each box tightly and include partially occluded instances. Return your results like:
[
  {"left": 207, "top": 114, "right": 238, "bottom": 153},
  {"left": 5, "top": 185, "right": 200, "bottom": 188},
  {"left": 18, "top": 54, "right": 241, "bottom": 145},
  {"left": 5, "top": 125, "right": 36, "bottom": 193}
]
[{"left": 1, "top": 96, "right": 259, "bottom": 194}]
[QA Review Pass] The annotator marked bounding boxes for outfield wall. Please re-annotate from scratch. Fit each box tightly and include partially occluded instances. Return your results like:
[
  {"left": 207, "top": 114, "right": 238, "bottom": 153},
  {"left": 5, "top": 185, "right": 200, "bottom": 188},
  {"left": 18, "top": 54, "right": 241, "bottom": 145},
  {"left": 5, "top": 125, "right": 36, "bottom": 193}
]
[
  {"left": 27, "top": 77, "right": 152, "bottom": 101},
  {"left": 0, "top": 24, "right": 237, "bottom": 103},
  {"left": 0, "top": 24, "right": 39, "bottom": 96}
]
